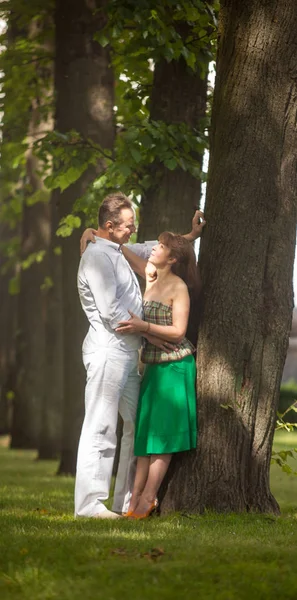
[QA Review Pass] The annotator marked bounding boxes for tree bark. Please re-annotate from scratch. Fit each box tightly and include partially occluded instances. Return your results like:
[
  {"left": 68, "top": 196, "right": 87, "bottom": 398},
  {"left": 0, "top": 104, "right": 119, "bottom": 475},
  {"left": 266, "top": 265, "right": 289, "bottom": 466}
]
[
  {"left": 0, "top": 222, "right": 17, "bottom": 435},
  {"left": 38, "top": 191, "right": 63, "bottom": 459},
  {"left": 55, "top": 0, "right": 115, "bottom": 475},
  {"left": 10, "top": 15, "right": 53, "bottom": 449},
  {"left": 10, "top": 151, "right": 51, "bottom": 449},
  {"left": 137, "top": 53, "right": 208, "bottom": 242},
  {"left": 0, "top": 14, "right": 24, "bottom": 435},
  {"left": 160, "top": 0, "right": 297, "bottom": 514}
]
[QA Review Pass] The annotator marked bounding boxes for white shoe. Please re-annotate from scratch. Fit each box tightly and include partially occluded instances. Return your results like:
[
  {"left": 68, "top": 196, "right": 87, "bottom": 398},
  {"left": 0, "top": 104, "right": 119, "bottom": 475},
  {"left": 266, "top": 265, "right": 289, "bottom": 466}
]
[{"left": 93, "top": 509, "right": 123, "bottom": 520}]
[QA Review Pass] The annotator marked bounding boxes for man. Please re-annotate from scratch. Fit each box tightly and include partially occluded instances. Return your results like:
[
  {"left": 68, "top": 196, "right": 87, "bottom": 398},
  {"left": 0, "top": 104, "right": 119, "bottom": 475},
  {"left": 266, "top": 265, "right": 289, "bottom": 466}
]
[{"left": 76, "top": 192, "right": 205, "bottom": 519}]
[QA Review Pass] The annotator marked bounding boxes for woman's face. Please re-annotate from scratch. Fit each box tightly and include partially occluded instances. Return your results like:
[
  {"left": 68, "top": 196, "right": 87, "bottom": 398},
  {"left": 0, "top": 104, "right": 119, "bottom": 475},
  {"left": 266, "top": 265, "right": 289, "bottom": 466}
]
[{"left": 149, "top": 242, "right": 174, "bottom": 267}]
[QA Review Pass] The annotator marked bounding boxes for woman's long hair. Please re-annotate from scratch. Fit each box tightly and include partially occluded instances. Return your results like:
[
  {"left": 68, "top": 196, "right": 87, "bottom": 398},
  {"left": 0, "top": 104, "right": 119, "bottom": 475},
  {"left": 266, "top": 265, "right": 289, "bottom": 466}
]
[{"left": 158, "top": 231, "right": 202, "bottom": 346}]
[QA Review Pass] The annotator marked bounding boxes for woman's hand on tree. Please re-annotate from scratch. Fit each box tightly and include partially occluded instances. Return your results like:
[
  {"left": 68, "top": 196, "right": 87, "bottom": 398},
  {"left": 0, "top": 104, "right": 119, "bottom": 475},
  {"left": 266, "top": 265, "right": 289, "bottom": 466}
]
[{"left": 186, "top": 210, "right": 206, "bottom": 241}]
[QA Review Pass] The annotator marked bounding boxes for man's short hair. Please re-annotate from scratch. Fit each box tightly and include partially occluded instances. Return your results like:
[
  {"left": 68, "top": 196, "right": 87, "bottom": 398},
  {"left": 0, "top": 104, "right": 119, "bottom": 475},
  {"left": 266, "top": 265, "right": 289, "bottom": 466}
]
[{"left": 98, "top": 192, "right": 133, "bottom": 228}]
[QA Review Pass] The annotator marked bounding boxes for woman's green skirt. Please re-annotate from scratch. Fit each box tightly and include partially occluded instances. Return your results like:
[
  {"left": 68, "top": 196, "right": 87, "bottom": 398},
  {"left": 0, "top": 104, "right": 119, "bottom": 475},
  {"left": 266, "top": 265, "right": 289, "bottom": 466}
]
[{"left": 134, "top": 354, "right": 197, "bottom": 456}]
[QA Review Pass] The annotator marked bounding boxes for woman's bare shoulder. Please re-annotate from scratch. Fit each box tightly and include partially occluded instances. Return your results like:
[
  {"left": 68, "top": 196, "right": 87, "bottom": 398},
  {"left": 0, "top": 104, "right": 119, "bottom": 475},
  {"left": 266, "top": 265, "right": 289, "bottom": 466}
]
[{"left": 170, "top": 274, "right": 188, "bottom": 294}]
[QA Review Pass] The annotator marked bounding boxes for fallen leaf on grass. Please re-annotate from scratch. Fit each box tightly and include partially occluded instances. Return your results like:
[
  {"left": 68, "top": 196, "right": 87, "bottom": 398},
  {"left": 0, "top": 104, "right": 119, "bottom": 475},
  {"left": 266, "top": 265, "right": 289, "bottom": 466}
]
[
  {"left": 141, "top": 547, "right": 165, "bottom": 561},
  {"left": 110, "top": 548, "right": 128, "bottom": 556},
  {"left": 110, "top": 547, "right": 166, "bottom": 561}
]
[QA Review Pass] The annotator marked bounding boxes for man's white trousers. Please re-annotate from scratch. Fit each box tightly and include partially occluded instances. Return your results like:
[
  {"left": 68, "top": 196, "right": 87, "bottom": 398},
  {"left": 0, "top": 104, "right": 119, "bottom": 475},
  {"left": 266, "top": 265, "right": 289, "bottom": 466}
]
[{"left": 74, "top": 347, "right": 140, "bottom": 517}]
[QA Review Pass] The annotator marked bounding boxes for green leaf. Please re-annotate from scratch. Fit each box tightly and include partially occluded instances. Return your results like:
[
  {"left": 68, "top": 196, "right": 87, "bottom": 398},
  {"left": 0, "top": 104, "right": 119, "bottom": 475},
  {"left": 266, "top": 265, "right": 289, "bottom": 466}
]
[
  {"left": 56, "top": 215, "right": 82, "bottom": 238},
  {"left": 21, "top": 250, "right": 46, "bottom": 270},
  {"left": 93, "top": 175, "right": 108, "bottom": 190},
  {"left": 140, "top": 134, "right": 154, "bottom": 149},
  {"left": 9, "top": 275, "right": 20, "bottom": 296},
  {"left": 118, "top": 164, "right": 132, "bottom": 177},
  {"left": 164, "top": 47, "right": 175, "bottom": 62},
  {"left": 41, "top": 276, "right": 53, "bottom": 291},
  {"left": 129, "top": 147, "right": 142, "bottom": 163},
  {"left": 94, "top": 32, "right": 109, "bottom": 48},
  {"left": 164, "top": 158, "right": 178, "bottom": 170},
  {"left": 185, "top": 51, "right": 197, "bottom": 70},
  {"left": 26, "top": 189, "right": 50, "bottom": 206},
  {"left": 45, "top": 164, "right": 89, "bottom": 192},
  {"left": 282, "top": 463, "right": 294, "bottom": 475},
  {"left": 179, "top": 157, "right": 187, "bottom": 171}
]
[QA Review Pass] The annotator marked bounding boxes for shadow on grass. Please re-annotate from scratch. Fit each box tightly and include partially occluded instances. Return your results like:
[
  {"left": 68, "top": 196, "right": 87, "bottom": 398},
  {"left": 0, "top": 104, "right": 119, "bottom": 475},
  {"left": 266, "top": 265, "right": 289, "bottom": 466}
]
[
  {"left": 1, "top": 441, "right": 297, "bottom": 600},
  {"left": 1, "top": 512, "right": 297, "bottom": 600}
]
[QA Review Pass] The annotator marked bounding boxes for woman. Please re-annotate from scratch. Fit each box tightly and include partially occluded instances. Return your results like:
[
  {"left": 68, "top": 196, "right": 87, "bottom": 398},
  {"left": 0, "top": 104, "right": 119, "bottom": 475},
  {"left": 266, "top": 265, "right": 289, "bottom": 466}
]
[{"left": 116, "top": 232, "right": 199, "bottom": 519}]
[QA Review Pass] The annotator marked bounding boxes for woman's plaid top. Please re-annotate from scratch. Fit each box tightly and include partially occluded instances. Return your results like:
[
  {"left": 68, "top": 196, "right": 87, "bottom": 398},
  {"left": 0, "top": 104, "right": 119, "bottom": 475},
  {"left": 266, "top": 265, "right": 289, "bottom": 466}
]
[{"left": 141, "top": 300, "right": 195, "bottom": 364}]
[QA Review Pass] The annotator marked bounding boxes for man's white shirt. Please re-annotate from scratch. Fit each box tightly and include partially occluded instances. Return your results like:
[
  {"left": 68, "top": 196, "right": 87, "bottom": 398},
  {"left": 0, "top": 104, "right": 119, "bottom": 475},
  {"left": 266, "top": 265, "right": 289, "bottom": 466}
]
[{"left": 77, "top": 237, "right": 155, "bottom": 353}]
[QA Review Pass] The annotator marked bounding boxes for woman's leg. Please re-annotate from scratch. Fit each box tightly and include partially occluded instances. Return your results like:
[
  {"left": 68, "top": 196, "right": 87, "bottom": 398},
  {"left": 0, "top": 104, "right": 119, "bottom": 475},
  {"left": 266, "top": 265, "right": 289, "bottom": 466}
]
[
  {"left": 127, "top": 456, "right": 150, "bottom": 512},
  {"left": 132, "top": 453, "right": 172, "bottom": 516}
]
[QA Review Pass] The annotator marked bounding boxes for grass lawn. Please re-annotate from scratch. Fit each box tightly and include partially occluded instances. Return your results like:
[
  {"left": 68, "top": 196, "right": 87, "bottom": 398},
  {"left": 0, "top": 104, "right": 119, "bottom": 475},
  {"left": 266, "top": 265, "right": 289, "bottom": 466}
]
[{"left": 0, "top": 432, "right": 297, "bottom": 600}]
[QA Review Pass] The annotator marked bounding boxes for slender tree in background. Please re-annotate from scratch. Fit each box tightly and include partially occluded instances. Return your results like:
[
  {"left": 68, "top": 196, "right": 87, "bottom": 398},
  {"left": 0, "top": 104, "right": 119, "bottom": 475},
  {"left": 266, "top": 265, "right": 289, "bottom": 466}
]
[
  {"left": 0, "top": 8, "right": 45, "bottom": 439},
  {"left": 10, "top": 138, "right": 51, "bottom": 449},
  {"left": 38, "top": 190, "right": 63, "bottom": 459},
  {"left": 0, "top": 2, "right": 63, "bottom": 454},
  {"left": 54, "top": 0, "right": 115, "bottom": 475},
  {"left": 137, "top": 42, "right": 208, "bottom": 241},
  {"left": 0, "top": 220, "right": 17, "bottom": 435},
  {"left": 0, "top": 17, "right": 20, "bottom": 434},
  {"left": 160, "top": 0, "right": 297, "bottom": 514},
  {"left": 10, "top": 13, "right": 53, "bottom": 449},
  {"left": 88, "top": 0, "right": 215, "bottom": 227}
]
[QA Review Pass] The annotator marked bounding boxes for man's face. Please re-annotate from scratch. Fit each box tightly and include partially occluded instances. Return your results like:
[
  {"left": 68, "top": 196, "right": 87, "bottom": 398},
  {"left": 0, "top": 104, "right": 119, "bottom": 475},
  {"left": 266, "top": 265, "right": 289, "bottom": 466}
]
[{"left": 109, "top": 208, "right": 136, "bottom": 245}]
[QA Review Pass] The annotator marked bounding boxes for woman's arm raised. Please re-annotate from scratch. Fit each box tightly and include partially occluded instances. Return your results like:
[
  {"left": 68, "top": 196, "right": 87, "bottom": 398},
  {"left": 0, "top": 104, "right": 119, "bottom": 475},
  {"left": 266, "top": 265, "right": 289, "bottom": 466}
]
[
  {"left": 79, "top": 210, "right": 206, "bottom": 255},
  {"left": 120, "top": 245, "right": 147, "bottom": 278}
]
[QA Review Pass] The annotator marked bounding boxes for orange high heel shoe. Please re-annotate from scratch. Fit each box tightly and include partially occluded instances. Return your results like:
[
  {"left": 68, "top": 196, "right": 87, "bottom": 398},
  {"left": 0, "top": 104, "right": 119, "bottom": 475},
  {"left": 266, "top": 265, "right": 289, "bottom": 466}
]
[{"left": 129, "top": 498, "right": 159, "bottom": 520}]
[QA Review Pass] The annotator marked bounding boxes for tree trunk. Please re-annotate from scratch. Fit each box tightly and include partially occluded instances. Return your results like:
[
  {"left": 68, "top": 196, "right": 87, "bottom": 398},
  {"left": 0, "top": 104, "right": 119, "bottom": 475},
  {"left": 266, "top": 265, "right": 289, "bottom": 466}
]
[
  {"left": 10, "top": 159, "right": 51, "bottom": 449},
  {"left": 160, "top": 0, "right": 297, "bottom": 514},
  {"left": 0, "top": 15, "right": 24, "bottom": 435},
  {"left": 55, "top": 0, "right": 115, "bottom": 475},
  {"left": 10, "top": 16, "right": 53, "bottom": 449},
  {"left": 38, "top": 191, "right": 63, "bottom": 459},
  {"left": 0, "top": 222, "right": 17, "bottom": 435},
  {"left": 137, "top": 53, "right": 208, "bottom": 241}
]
